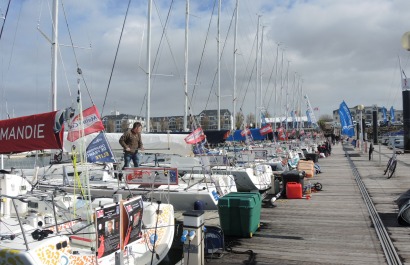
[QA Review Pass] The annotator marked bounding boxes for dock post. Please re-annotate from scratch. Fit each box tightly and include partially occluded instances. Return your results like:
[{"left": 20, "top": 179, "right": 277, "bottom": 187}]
[{"left": 182, "top": 210, "right": 205, "bottom": 265}]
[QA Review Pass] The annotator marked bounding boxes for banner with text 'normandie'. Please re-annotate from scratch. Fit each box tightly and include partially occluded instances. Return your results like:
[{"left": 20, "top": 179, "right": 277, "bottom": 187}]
[{"left": 0, "top": 111, "right": 64, "bottom": 154}]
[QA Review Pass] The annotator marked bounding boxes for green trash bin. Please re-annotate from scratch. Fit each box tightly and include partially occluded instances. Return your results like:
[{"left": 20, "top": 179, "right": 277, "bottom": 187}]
[{"left": 218, "top": 192, "right": 261, "bottom": 238}]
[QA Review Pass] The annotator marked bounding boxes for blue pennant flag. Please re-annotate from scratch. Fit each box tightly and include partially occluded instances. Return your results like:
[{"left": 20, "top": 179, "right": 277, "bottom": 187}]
[
  {"left": 306, "top": 110, "right": 312, "bottom": 125},
  {"left": 86, "top": 132, "right": 116, "bottom": 163},
  {"left": 382, "top": 107, "right": 387, "bottom": 123},
  {"left": 338, "top": 101, "right": 355, "bottom": 137},
  {"left": 390, "top": 106, "right": 395, "bottom": 122}
]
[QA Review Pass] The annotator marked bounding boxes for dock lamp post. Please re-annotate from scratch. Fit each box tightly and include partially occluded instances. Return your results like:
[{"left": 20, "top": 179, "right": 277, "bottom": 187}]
[
  {"left": 358, "top": 104, "right": 364, "bottom": 153},
  {"left": 401, "top": 32, "right": 410, "bottom": 153}
]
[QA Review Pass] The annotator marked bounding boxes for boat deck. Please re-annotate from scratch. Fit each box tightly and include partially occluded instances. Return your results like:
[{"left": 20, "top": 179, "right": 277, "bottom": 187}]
[{"left": 172, "top": 142, "right": 410, "bottom": 265}]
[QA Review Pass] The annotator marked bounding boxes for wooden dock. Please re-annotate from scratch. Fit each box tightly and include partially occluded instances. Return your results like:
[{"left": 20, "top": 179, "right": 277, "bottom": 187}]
[{"left": 169, "top": 142, "right": 410, "bottom": 265}]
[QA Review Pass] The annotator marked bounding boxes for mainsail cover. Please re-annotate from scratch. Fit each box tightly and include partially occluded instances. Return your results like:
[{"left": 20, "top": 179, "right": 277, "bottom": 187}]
[{"left": 0, "top": 111, "right": 64, "bottom": 154}]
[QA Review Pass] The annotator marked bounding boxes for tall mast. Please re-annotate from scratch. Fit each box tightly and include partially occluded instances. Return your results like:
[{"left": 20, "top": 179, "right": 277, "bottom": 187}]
[
  {"left": 146, "top": 0, "right": 152, "bottom": 132},
  {"left": 51, "top": 0, "right": 58, "bottom": 111},
  {"left": 260, "top": 25, "right": 265, "bottom": 125},
  {"left": 285, "top": 60, "right": 289, "bottom": 131},
  {"left": 255, "top": 15, "right": 260, "bottom": 128},
  {"left": 273, "top": 43, "right": 280, "bottom": 131},
  {"left": 232, "top": 0, "right": 238, "bottom": 131},
  {"left": 217, "top": 0, "right": 221, "bottom": 130},
  {"left": 183, "top": 0, "right": 189, "bottom": 131}
]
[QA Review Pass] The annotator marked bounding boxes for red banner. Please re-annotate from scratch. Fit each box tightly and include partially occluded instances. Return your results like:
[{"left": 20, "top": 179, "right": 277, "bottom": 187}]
[
  {"left": 240, "top": 127, "right": 251, "bottom": 136},
  {"left": 277, "top": 127, "right": 287, "bottom": 141},
  {"left": 67, "top": 105, "right": 105, "bottom": 142},
  {"left": 184, "top": 127, "right": 206, "bottom": 144},
  {"left": 259, "top": 124, "right": 273, "bottom": 136},
  {"left": 0, "top": 111, "right": 64, "bottom": 154}
]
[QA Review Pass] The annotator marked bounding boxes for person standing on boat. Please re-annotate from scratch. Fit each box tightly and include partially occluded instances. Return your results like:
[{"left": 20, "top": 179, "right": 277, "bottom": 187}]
[{"left": 119, "top": 122, "right": 144, "bottom": 179}]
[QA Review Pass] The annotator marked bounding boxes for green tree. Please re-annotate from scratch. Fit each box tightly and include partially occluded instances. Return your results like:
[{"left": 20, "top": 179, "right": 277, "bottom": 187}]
[
  {"left": 201, "top": 115, "right": 210, "bottom": 130},
  {"left": 318, "top": 114, "right": 333, "bottom": 131},
  {"left": 235, "top": 112, "right": 244, "bottom": 130},
  {"left": 106, "top": 120, "right": 115, "bottom": 133},
  {"left": 246, "top": 113, "right": 255, "bottom": 128},
  {"left": 121, "top": 120, "right": 129, "bottom": 132}
]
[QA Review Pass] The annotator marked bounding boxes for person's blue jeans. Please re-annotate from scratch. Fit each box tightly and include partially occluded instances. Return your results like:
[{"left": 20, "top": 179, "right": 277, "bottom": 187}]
[{"left": 123, "top": 152, "right": 139, "bottom": 168}]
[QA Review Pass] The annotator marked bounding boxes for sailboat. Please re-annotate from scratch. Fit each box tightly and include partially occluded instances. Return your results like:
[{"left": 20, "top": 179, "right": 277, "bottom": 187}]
[{"left": 0, "top": 1, "right": 175, "bottom": 264}]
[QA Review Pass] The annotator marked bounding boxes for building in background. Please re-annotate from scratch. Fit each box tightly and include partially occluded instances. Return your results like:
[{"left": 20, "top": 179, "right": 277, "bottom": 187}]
[
  {"left": 332, "top": 106, "right": 403, "bottom": 126},
  {"left": 103, "top": 109, "right": 233, "bottom": 133},
  {"left": 102, "top": 111, "right": 145, "bottom": 133}
]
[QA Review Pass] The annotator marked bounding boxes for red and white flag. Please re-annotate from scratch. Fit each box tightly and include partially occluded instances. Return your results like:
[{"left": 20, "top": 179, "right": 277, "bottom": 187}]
[
  {"left": 67, "top": 105, "right": 105, "bottom": 142},
  {"left": 259, "top": 124, "right": 273, "bottom": 136},
  {"left": 240, "top": 127, "right": 251, "bottom": 137},
  {"left": 184, "top": 127, "right": 206, "bottom": 144},
  {"left": 277, "top": 127, "right": 287, "bottom": 141}
]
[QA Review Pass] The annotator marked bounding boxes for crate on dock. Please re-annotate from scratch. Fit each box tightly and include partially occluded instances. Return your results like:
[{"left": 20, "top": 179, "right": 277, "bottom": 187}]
[
  {"left": 297, "top": 160, "right": 315, "bottom": 178},
  {"left": 218, "top": 192, "right": 261, "bottom": 238}
]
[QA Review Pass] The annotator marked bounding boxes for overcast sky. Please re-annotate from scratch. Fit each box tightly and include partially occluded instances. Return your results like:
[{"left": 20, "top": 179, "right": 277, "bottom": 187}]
[{"left": 0, "top": 0, "right": 409, "bottom": 122}]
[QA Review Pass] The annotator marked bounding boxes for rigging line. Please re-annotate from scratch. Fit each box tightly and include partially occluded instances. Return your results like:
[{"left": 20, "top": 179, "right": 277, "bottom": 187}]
[
  {"left": 151, "top": 0, "right": 174, "bottom": 76},
  {"left": 235, "top": 26, "right": 257, "bottom": 108},
  {"left": 60, "top": 0, "right": 93, "bottom": 105},
  {"left": 203, "top": 4, "right": 236, "bottom": 112},
  {"left": 0, "top": 0, "right": 11, "bottom": 41},
  {"left": 189, "top": 0, "right": 217, "bottom": 114},
  {"left": 263, "top": 52, "right": 278, "bottom": 110},
  {"left": 238, "top": 56, "right": 256, "bottom": 112},
  {"left": 235, "top": 27, "right": 258, "bottom": 112},
  {"left": 189, "top": 0, "right": 217, "bottom": 112},
  {"left": 139, "top": 0, "right": 181, "bottom": 117},
  {"left": 101, "top": 0, "right": 132, "bottom": 116},
  {"left": 1, "top": 0, "right": 22, "bottom": 116}
]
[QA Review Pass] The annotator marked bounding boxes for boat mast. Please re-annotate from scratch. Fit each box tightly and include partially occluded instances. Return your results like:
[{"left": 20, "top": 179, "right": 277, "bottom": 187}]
[
  {"left": 183, "top": 0, "right": 189, "bottom": 131},
  {"left": 273, "top": 43, "right": 280, "bottom": 131},
  {"left": 217, "top": 0, "right": 221, "bottom": 130},
  {"left": 260, "top": 25, "right": 265, "bottom": 125},
  {"left": 285, "top": 60, "right": 289, "bottom": 132},
  {"left": 146, "top": 0, "right": 152, "bottom": 132},
  {"left": 255, "top": 15, "right": 260, "bottom": 128},
  {"left": 51, "top": 0, "right": 58, "bottom": 111},
  {"left": 232, "top": 0, "right": 238, "bottom": 131}
]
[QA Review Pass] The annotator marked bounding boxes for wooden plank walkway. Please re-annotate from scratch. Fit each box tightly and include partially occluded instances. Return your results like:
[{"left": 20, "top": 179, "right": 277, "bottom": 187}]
[{"left": 169, "top": 142, "right": 410, "bottom": 265}]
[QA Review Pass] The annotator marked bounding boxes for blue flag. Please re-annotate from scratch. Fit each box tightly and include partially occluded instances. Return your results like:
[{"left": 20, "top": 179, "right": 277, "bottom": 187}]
[
  {"left": 261, "top": 112, "right": 267, "bottom": 126},
  {"left": 338, "top": 101, "right": 355, "bottom": 137},
  {"left": 390, "top": 106, "right": 395, "bottom": 122},
  {"left": 86, "top": 132, "right": 116, "bottom": 163},
  {"left": 306, "top": 110, "right": 312, "bottom": 125},
  {"left": 291, "top": 110, "right": 296, "bottom": 128},
  {"left": 382, "top": 107, "right": 387, "bottom": 123}
]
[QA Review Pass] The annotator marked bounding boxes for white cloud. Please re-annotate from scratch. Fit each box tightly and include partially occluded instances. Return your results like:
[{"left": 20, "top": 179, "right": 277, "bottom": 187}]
[{"left": 0, "top": 0, "right": 409, "bottom": 123}]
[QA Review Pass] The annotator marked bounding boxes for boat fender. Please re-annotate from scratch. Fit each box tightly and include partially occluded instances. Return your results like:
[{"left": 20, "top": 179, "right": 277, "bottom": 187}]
[{"left": 142, "top": 204, "right": 157, "bottom": 228}]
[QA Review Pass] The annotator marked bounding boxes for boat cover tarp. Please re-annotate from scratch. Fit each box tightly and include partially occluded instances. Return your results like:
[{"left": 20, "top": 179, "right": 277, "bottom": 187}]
[
  {"left": 161, "top": 130, "right": 230, "bottom": 145},
  {"left": 63, "top": 132, "right": 193, "bottom": 157},
  {"left": 226, "top": 129, "right": 271, "bottom": 142}
]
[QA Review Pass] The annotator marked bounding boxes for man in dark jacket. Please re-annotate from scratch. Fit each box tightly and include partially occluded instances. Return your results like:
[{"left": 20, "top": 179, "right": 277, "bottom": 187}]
[{"left": 119, "top": 122, "right": 144, "bottom": 176}]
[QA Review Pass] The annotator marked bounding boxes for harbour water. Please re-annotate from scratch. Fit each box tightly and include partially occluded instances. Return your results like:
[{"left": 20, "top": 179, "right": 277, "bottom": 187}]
[{"left": 0, "top": 155, "right": 50, "bottom": 171}]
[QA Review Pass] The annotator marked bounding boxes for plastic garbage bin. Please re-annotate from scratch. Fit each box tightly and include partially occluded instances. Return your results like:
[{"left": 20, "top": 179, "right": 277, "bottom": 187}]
[{"left": 218, "top": 192, "right": 261, "bottom": 238}]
